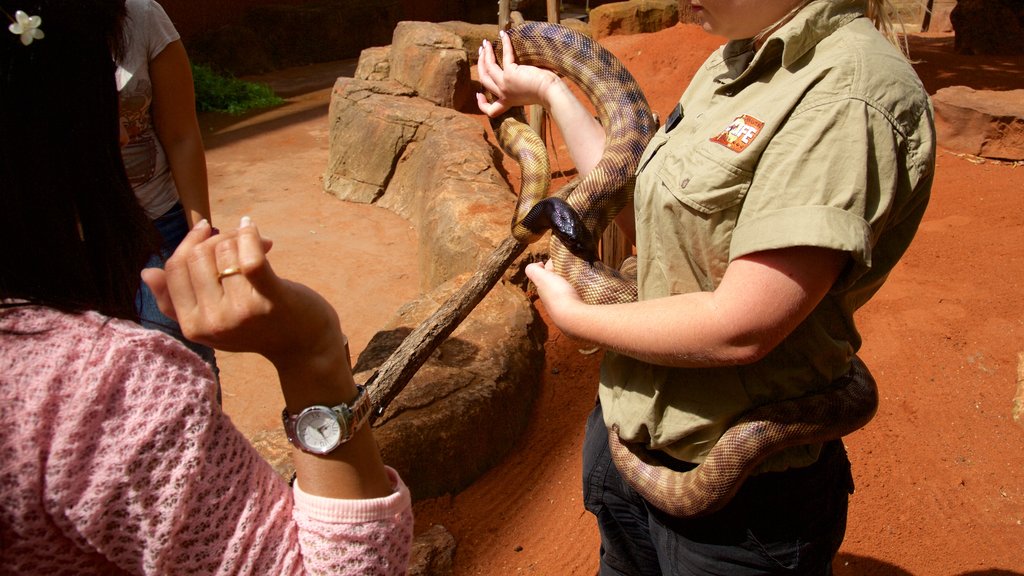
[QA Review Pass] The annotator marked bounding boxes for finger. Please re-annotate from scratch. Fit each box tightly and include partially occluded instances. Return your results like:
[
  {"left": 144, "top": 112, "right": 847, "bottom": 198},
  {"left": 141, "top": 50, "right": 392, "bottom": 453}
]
[
  {"left": 481, "top": 39, "right": 497, "bottom": 71},
  {"left": 475, "top": 92, "right": 490, "bottom": 114},
  {"left": 171, "top": 218, "right": 215, "bottom": 262},
  {"left": 237, "top": 217, "right": 276, "bottom": 293},
  {"left": 525, "top": 261, "right": 548, "bottom": 283},
  {"left": 185, "top": 227, "right": 226, "bottom": 307},
  {"left": 476, "top": 93, "right": 508, "bottom": 118},
  {"left": 214, "top": 231, "right": 245, "bottom": 296},
  {"left": 499, "top": 30, "right": 516, "bottom": 68},
  {"left": 141, "top": 267, "right": 178, "bottom": 322},
  {"left": 163, "top": 219, "right": 215, "bottom": 315},
  {"left": 476, "top": 42, "right": 501, "bottom": 94}
]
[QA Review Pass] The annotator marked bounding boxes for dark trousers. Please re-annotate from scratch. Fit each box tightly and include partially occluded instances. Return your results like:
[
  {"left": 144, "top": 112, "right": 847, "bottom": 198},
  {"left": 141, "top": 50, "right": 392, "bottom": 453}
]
[{"left": 583, "top": 403, "right": 854, "bottom": 575}]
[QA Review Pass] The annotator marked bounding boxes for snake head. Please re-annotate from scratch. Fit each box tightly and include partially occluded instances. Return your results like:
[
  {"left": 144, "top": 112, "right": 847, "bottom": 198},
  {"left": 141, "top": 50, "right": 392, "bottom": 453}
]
[{"left": 543, "top": 198, "right": 599, "bottom": 264}]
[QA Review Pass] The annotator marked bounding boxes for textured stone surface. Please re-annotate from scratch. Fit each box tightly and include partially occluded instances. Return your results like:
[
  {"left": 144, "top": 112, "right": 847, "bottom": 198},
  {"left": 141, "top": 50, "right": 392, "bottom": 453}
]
[
  {"left": 588, "top": 0, "right": 680, "bottom": 39},
  {"left": 354, "top": 276, "right": 545, "bottom": 500},
  {"left": 438, "top": 21, "right": 499, "bottom": 64},
  {"left": 354, "top": 46, "right": 392, "bottom": 82},
  {"left": 324, "top": 77, "right": 513, "bottom": 290},
  {"left": 934, "top": 86, "right": 1024, "bottom": 160},
  {"left": 924, "top": 0, "right": 959, "bottom": 32},
  {"left": 391, "top": 22, "right": 473, "bottom": 110},
  {"left": 322, "top": 77, "right": 419, "bottom": 205}
]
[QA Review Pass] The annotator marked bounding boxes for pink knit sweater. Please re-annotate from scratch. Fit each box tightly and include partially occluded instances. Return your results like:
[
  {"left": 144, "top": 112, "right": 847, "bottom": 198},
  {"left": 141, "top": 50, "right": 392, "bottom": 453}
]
[{"left": 0, "top": 306, "right": 413, "bottom": 575}]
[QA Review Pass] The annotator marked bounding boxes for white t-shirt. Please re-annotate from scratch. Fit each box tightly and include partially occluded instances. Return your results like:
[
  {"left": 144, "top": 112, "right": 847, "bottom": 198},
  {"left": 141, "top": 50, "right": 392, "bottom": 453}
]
[{"left": 116, "top": 0, "right": 181, "bottom": 219}]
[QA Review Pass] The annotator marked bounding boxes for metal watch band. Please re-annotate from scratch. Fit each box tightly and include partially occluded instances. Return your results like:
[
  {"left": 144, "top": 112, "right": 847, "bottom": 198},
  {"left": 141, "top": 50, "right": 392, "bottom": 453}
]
[
  {"left": 340, "top": 384, "right": 371, "bottom": 440},
  {"left": 282, "top": 384, "right": 371, "bottom": 453}
]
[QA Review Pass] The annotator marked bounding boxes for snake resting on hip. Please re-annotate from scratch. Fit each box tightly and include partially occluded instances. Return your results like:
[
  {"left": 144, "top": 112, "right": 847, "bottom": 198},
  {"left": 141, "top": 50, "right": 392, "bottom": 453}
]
[{"left": 489, "top": 22, "right": 879, "bottom": 518}]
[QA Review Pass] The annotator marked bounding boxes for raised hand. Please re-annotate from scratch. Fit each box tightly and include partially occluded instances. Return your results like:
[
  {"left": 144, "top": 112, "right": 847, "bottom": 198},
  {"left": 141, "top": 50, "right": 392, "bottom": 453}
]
[
  {"left": 142, "top": 217, "right": 344, "bottom": 369},
  {"left": 476, "top": 30, "right": 561, "bottom": 118}
]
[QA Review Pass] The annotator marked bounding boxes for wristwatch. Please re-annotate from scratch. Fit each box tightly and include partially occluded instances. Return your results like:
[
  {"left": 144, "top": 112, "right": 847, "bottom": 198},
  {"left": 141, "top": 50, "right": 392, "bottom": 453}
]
[{"left": 282, "top": 385, "right": 371, "bottom": 455}]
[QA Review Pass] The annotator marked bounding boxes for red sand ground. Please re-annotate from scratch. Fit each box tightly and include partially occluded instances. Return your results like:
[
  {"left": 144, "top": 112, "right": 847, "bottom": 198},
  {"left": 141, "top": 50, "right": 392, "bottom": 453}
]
[{"left": 205, "top": 24, "right": 1024, "bottom": 575}]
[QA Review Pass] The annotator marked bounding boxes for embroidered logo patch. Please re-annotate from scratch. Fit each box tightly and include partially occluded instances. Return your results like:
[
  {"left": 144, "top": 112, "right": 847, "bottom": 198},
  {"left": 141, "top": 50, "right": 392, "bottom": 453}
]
[{"left": 709, "top": 114, "right": 764, "bottom": 152}]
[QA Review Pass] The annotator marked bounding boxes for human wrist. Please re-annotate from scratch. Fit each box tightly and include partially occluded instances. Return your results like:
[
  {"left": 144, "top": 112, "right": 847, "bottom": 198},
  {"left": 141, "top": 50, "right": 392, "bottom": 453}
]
[
  {"left": 274, "top": 331, "right": 359, "bottom": 411},
  {"left": 536, "top": 71, "right": 567, "bottom": 110}
]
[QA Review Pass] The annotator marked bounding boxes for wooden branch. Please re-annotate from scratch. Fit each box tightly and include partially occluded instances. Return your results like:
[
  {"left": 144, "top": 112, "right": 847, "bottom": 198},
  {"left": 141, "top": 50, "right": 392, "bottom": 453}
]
[
  {"left": 547, "top": 0, "right": 559, "bottom": 23},
  {"left": 499, "top": 0, "right": 509, "bottom": 29},
  {"left": 366, "top": 235, "right": 527, "bottom": 424}
]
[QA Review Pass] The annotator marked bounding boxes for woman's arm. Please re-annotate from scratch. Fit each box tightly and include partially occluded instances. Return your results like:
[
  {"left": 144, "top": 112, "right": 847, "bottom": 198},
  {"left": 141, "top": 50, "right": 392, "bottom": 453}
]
[
  {"left": 476, "top": 30, "right": 607, "bottom": 177},
  {"left": 149, "top": 39, "right": 211, "bottom": 227},
  {"left": 143, "top": 218, "right": 393, "bottom": 498},
  {"left": 527, "top": 245, "right": 848, "bottom": 367}
]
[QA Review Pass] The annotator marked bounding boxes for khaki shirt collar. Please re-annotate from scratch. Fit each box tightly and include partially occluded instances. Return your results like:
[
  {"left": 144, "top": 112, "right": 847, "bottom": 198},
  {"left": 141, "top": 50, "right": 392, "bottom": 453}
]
[{"left": 710, "top": 0, "right": 867, "bottom": 89}]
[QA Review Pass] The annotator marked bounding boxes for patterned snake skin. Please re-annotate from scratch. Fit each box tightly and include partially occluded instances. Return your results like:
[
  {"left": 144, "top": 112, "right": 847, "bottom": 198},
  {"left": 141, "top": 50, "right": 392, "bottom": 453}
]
[{"left": 491, "top": 22, "right": 879, "bottom": 518}]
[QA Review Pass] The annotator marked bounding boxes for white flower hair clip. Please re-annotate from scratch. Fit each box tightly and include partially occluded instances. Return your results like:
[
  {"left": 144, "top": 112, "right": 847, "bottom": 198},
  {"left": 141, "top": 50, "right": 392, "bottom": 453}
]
[{"left": 7, "top": 10, "right": 44, "bottom": 46}]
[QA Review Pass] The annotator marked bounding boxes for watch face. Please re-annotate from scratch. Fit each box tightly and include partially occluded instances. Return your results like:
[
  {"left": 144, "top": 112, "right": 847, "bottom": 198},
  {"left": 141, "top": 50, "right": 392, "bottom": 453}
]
[{"left": 295, "top": 406, "right": 342, "bottom": 455}]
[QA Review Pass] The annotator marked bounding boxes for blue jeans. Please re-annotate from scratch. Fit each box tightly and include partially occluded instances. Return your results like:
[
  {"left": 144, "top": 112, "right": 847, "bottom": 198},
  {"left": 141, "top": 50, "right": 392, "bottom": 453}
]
[
  {"left": 583, "top": 403, "right": 852, "bottom": 575},
  {"left": 136, "top": 203, "right": 220, "bottom": 400}
]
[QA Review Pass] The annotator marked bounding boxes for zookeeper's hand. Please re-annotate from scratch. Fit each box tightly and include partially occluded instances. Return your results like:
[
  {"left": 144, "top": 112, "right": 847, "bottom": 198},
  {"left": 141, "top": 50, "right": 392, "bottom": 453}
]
[
  {"left": 142, "top": 217, "right": 345, "bottom": 369},
  {"left": 476, "top": 30, "right": 561, "bottom": 118},
  {"left": 525, "top": 259, "right": 587, "bottom": 329}
]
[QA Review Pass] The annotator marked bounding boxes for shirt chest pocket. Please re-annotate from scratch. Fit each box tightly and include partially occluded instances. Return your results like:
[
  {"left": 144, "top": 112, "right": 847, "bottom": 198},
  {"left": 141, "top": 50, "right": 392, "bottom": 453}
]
[
  {"left": 655, "top": 146, "right": 753, "bottom": 215},
  {"left": 635, "top": 141, "right": 756, "bottom": 294}
]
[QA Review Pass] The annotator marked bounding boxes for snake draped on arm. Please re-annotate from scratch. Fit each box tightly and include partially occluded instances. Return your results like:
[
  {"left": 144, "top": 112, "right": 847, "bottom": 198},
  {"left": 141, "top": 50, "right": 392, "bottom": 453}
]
[{"left": 488, "top": 22, "right": 879, "bottom": 518}]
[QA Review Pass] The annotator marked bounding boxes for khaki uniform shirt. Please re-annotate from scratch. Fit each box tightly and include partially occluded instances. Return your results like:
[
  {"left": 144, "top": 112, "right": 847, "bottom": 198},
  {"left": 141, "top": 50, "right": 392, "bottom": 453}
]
[{"left": 599, "top": 0, "right": 936, "bottom": 470}]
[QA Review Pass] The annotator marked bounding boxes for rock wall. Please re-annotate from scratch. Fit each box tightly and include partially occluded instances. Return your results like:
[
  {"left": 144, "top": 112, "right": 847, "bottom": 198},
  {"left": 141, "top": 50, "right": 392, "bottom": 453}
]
[{"left": 168, "top": 0, "right": 503, "bottom": 75}]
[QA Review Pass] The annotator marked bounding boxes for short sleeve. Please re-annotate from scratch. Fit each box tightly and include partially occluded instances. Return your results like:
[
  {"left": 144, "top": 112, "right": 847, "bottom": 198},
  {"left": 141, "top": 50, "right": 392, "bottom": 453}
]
[
  {"left": 136, "top": 0, "right": 181, "bottom": 60},
  {"left": 731, "top": 96, "right": 905, "bottom": 287}
]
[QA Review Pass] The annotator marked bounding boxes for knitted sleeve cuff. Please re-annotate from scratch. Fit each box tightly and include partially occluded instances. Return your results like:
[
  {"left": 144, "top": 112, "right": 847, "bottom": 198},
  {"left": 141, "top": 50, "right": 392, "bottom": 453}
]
[{"left": 292, "top": 466, "right": 411, "bottom": 524}]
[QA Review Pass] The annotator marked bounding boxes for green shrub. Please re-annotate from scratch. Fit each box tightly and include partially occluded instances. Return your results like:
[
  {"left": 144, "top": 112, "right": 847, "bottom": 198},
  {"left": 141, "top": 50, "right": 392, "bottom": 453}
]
[{"left": 192, "top": 64, "right": 284, "bottom": 115}]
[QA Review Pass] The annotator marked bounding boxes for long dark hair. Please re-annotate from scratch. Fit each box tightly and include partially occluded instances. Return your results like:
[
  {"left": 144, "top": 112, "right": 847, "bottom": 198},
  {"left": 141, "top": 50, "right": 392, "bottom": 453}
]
[{"left": 0, "top": 0, "right": 159, "bottom": 321}]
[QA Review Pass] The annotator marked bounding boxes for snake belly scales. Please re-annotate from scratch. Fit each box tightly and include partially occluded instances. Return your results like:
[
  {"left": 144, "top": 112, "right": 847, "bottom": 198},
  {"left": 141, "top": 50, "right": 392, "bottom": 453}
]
[{"left": 490, "top": 22, "right": 879, "bottom": 518}]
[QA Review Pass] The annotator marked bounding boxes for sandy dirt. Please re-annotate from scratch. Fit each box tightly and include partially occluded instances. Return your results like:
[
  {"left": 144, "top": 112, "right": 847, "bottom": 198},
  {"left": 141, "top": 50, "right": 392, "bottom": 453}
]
[{"left": 203, "top": 24, "right": 1024, "bottom": 575}]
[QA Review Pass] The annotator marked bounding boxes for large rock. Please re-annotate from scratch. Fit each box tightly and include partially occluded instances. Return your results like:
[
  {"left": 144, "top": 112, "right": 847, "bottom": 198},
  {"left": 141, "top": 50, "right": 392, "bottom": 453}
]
[
  {"left": 354, "top": 46, "right": 391, "bottom": 82},
  {"left": 322, "top": 77, "right": 417, "bottom": 205},
  {"left": 324, "top": 77, "right": 513, "bottom": 290},
  {"left": 588, "top": 0, "right": 679, "bottom": 39},
  {"left": 353, "top": 275, "right": 545, "bottom": 499},
  {"left": 390, "top": 21, "right": 473, "bottom": 110},
  {"left": 933, "top": 86, "right": 1024, "bottom": 160},
  {"left": 438, "top": 21, "right": 499, "bottom": 64},
  {"left": 950, "top": 0, "right": 1024, "bottom": 55},
  {"left": 511, "top": 0, "right": 623, "bottom": 20}
]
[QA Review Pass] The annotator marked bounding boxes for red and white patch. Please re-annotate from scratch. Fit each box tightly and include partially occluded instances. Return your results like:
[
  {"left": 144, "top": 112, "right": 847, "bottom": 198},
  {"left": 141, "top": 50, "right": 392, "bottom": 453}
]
[{"left": 710, "top": 114, "right": 765, "bottom": 152}]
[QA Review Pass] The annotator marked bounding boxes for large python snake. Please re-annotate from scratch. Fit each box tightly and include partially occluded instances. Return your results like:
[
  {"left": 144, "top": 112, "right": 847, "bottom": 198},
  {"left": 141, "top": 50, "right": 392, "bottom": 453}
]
[{"left": 489, "top": 22, "right": 879, "bottom": 518}]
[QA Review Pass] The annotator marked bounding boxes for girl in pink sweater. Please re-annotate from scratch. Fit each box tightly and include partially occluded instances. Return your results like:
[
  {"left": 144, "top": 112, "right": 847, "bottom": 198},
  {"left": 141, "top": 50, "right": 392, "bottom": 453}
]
[{"left": 0, "top": 1, "right": 412, "bottom": 573}]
